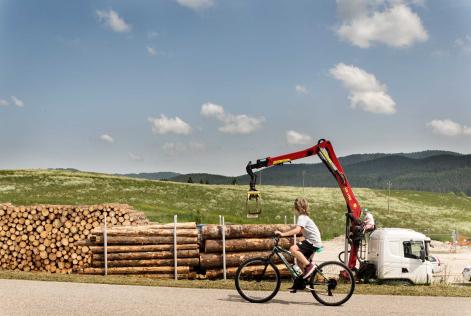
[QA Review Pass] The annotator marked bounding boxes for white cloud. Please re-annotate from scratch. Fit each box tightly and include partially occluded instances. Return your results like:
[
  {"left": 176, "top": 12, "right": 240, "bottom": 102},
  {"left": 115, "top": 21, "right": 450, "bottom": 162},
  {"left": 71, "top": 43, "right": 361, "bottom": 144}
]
[
  {"left": 330, "top": 63, "right": 396, "bottom": 114},
  {"left": 96, "top": 9, "right": 131, "bottom": 33},
  {"left": 286, "top": 130, "right": 313, "bottom": 145},
  {"left": 148, "top": 114, "right": 192, "bottom": 135},
  {"left": 455, "top": 35, "right": 471, "bottom": 55},
  {"left": 201, "top": 102, "right": 225, "bottom": 119},
  {"left": 176, "top": 0, "right": 214, "bottom": 11},
  {"left": 427, "top": 119, "right": 471, "bottom": 136},
  {"left": 295, "top": 85, "right": 309, "bottom": 95},
  {"left": 0, "top": 99, "right": 9, "bottom": 106},
  {"left": 128, "top": 152, "right": 143, "bottom": 161},
  {"left": 100, "top": 134, "right": 114, "bottom": 143},
  {"left": 11, "top": 96, "right": 24, "bottom": 107},
  {"left": 336, "top": 1, "right": 428, "bottom": 48},
  {"left": 200, "top": 102, "right": 264, "bottom": 134},
  {"left": 219, "top": 114, "right": 265, "bottom": 134},
  {"left": 147, "top": 46, "right": 157, "bottom": 56},
  {"left": 162, "top": 142, "right": 206, "bottom": 155}
]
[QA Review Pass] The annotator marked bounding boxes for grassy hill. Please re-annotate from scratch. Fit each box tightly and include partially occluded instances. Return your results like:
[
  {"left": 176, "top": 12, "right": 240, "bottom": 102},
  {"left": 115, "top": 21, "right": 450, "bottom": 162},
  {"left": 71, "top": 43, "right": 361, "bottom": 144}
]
[{"left": 0, "top": 169, "right": 470, "bottom": 240}]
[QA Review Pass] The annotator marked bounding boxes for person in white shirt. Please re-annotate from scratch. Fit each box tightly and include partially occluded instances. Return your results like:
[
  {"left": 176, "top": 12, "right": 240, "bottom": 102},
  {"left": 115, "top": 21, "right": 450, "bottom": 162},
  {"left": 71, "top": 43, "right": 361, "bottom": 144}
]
[
  {"left": 362, "top": 209, "right": 375, "bottom": 233},
  {"left": 275, "top": 197, "right": 322, "bottom": 279}
]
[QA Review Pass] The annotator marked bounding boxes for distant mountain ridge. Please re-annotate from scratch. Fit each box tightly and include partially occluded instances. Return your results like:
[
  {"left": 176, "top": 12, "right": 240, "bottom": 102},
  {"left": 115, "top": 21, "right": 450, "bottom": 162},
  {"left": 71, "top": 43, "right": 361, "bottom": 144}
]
[
  {"left": 119, "top": 150, "right": 471, "bottom": 196},
  {"left": 120, "top": 172, "right": 181, "bottom": 180}
]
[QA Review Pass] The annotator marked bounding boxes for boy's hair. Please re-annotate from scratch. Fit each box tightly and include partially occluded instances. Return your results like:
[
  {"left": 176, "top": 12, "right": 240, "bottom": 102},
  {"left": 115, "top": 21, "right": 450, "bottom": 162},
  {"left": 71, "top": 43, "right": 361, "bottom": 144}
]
[{"left": 294, "top": 197, "right": 309, "bottom": 215}]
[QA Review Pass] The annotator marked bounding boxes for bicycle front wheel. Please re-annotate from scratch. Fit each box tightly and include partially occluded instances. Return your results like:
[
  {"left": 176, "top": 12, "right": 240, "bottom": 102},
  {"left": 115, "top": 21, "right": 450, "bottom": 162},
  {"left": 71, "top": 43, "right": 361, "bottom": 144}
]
[
  {"left": 234, "top": 257, "right": 281, "bottom": 303},
  {"left": 309, "top": 261, "right": 355, "bottom": 306}
]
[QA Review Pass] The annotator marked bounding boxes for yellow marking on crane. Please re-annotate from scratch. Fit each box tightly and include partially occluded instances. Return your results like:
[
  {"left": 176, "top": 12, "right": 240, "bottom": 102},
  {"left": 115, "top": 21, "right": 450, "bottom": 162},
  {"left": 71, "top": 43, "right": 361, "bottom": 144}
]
[{"left": 273, "top": 159, "right": 291, "bottom": 165}]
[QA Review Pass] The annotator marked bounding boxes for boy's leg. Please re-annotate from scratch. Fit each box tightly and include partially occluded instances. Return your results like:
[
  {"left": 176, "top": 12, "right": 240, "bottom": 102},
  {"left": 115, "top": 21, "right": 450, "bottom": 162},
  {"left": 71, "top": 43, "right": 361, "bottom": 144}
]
[
  {"left": 293, "top": 241, "right": 317, "bottom": 279},
  {"left": 289, "top": 244, "right": 309, "bottom": 269},
  {"left": 288, "top": 244, "right": 309, "bottom": 293}
]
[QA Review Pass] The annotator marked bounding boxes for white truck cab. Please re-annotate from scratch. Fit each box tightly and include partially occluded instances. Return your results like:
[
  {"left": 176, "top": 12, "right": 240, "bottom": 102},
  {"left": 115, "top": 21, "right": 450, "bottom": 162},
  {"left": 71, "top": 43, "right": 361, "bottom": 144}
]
[{"left": 367, "top": 228, "right": 433, "bottom": 284}]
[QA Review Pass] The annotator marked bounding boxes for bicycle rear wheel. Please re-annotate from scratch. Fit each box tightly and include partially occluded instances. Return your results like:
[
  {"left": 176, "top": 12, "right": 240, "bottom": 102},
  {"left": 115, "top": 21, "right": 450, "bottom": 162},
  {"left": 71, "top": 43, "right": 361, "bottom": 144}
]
[
  {"left": 309, "top": 261, "right": 355, "bottom": 306},
  {"left": 235, "top": 257, "right": 281, "bottom": 303}
]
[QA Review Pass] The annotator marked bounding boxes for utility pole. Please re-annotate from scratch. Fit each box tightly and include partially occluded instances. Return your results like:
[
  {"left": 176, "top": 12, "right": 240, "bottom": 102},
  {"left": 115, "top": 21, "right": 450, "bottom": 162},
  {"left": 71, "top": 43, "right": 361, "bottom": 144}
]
[
  {"left": 387, "top": 181, "right": 392, "bottom": 212},
  {"left": 302, "top": 170, "right": 306, "bottom": 194}
]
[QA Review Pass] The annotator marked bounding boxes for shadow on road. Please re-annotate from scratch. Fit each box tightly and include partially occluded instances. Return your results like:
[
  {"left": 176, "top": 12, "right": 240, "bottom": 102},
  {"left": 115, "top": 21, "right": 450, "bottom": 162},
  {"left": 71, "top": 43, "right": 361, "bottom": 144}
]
[{"left": 220, "top": 294, "right": 325, "bottom": 307}]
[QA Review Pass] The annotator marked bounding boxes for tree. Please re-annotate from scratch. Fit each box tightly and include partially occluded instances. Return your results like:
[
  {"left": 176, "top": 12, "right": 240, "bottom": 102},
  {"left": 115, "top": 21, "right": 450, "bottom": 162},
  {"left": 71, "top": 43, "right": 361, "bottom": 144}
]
[
  {"left": 187, "top": 177, "right": 193, "bottom": 183},
  {"left": 231, "top": 178, "right": 237, "bottom": 185},
  {"left": 205, "top": 179, "right": 209, "bottom": 184},
  {"left": 199, "top": 179, "right": 204, "bottom": 184}
]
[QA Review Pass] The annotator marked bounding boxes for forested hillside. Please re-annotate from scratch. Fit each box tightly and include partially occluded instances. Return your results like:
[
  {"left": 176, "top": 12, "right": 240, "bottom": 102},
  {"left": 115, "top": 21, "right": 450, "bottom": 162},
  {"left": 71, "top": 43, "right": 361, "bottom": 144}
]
[{"left": 160, "top": 152, "right": 471, "bottom": 196}]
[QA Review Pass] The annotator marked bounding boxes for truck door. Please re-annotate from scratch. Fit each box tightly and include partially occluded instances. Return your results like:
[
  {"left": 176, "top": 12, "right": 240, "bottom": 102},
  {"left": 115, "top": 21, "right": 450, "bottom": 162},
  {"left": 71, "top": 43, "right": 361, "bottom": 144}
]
[{"left": 402, "top": 240, "right": 432, "bottom": 284}]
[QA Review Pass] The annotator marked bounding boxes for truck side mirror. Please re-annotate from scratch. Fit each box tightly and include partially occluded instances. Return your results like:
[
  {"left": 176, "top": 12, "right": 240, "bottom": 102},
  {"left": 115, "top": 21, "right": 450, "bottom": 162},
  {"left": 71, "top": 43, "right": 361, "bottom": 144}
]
[{"left": 419, "top": 249, "right": 426, "bottom": 262}]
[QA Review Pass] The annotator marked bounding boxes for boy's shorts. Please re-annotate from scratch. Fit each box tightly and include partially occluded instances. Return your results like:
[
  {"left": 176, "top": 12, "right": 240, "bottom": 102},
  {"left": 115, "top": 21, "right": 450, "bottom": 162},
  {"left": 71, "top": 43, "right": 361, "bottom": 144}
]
[{"left": 297, "top": 240, "right": 319, "bottom": 259}]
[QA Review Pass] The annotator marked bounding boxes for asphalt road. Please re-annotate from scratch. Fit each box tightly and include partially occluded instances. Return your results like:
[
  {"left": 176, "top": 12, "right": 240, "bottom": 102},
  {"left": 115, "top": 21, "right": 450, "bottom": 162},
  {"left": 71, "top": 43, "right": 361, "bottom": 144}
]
[{"left": 0, "top": 279, "right": 470, "bottom": 316}]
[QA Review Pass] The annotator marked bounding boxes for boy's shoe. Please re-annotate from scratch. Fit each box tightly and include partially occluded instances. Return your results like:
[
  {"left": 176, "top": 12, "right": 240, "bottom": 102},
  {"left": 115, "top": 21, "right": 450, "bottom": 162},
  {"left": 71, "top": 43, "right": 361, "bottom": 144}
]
[
  {"left": 302, "top": 263, "right": 315, "bottom": 279},
  {"left": 289, "top": 277, "right": 306, "bottom": 293}
]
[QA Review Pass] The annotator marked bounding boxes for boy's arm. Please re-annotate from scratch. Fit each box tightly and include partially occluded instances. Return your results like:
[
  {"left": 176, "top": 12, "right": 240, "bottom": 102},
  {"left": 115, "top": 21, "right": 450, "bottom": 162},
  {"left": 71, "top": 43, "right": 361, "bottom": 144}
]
[{"left": 275, "top": 226, "right": 303, "bottom": 237}]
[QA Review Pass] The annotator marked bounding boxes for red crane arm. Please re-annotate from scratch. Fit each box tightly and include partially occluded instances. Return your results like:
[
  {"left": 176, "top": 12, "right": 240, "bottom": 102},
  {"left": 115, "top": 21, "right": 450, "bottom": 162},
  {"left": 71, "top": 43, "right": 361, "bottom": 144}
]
[
  {"left": 247, "top": 139, "right": 362, "bottom": 218},
  {"left": 246, "top": 138, "right": 362, "bottom": 270}
]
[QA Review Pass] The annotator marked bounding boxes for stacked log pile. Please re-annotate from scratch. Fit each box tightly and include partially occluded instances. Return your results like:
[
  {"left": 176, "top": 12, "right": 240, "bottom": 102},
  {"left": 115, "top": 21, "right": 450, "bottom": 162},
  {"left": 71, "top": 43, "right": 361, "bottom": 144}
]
[
  {"left": 201, "top": 224, "right": 302, "bottom": 279},
  {"left": 80, "top": 223, "right": 199, "bottom": 279},
  {"left": 0, "top": 203, "right": 148, "bottom": 274}
]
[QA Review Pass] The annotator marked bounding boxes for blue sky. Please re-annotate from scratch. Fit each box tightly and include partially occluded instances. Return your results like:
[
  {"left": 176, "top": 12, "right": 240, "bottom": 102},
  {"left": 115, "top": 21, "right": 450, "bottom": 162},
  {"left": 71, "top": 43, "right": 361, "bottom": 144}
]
[{"left": 0, "top": 0, "right": 470, "bottom": 175}]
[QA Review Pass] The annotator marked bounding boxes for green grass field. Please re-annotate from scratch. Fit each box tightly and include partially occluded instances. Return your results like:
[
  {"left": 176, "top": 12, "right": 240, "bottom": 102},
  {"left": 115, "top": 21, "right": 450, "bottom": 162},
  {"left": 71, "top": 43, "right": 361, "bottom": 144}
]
[{"left": 1, "top": 169, "right": 470, "bottom": 240}]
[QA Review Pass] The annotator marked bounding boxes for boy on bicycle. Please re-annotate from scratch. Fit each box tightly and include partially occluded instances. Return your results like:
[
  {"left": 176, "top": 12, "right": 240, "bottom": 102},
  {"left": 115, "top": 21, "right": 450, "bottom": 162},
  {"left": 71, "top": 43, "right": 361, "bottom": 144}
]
[{"left": 274, "top": 197, "right": 322, "bottom": 279}]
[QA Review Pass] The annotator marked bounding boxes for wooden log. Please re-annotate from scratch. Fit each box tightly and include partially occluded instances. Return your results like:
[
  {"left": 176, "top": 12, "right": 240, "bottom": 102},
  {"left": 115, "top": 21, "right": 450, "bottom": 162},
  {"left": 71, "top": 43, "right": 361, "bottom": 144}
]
[
  {"left": 93, "top": 223, "right": 195, "bottom": 231},
  {"left": 205, "top": 264, "right": 290, "bottom": 279},
  {"left": 201, "top": 224, "right": 301, "bottom": 239},
  {"left": 92, "top": 257, "right": 199, "bottom": 268},
  {"left": 92, "top": 249, "right": 199, "bottom": 261},
  {"left": 89, "top": 244, "right": 199, "bottom": 254},
  {"left": 90, "top": 228, "right": 197, "bottom": 237},
  {"left": 89, "top": 236, "right": 198, "bottom": 245},
  {"left": 204, "top": 237, "right": 295, "bottom": 253},
  {"left": 200, "top": 251, "right": 293, "bottom": 269},
  {"left": 80, "top": 266, "right": 189, "bottom": 274}
]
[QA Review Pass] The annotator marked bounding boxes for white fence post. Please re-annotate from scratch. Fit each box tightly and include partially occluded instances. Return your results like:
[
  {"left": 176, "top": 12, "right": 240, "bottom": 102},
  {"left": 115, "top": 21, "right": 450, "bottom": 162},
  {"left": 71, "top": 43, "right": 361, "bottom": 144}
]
[
  {"left": 174, "top": 214, "right": 178, "bottom": 281},
  {"left": 293, "top": 215, "right": 297, "bottom": 266},
  {"left": 222, "top": 216, "right": 226, "bottom": 280},
  {"left": 104, "top": 214, "right": 108, "bottom": 276}
]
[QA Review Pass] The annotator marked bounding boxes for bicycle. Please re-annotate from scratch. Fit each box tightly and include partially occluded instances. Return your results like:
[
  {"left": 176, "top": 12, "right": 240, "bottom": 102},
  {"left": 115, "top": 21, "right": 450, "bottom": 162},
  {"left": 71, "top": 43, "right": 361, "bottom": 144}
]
[{"left": 234, "top": 236, "right": 355, "bottom": 306}]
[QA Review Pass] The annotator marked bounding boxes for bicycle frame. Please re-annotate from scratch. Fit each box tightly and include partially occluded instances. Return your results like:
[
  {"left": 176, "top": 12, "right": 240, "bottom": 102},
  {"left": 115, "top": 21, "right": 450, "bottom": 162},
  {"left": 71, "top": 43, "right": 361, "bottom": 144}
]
[
  {"left": 267, "top": 245, "right": 299, "bottom": 280},
  {"left": 264, "top": 237, "right": 319, "bottom": 282}
]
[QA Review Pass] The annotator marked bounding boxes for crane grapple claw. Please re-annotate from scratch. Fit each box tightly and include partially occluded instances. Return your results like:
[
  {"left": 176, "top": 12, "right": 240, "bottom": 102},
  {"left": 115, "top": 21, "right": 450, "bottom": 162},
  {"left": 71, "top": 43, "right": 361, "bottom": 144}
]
[{"left": 246, "top": 191, "right": 261, "bottom": 217}]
